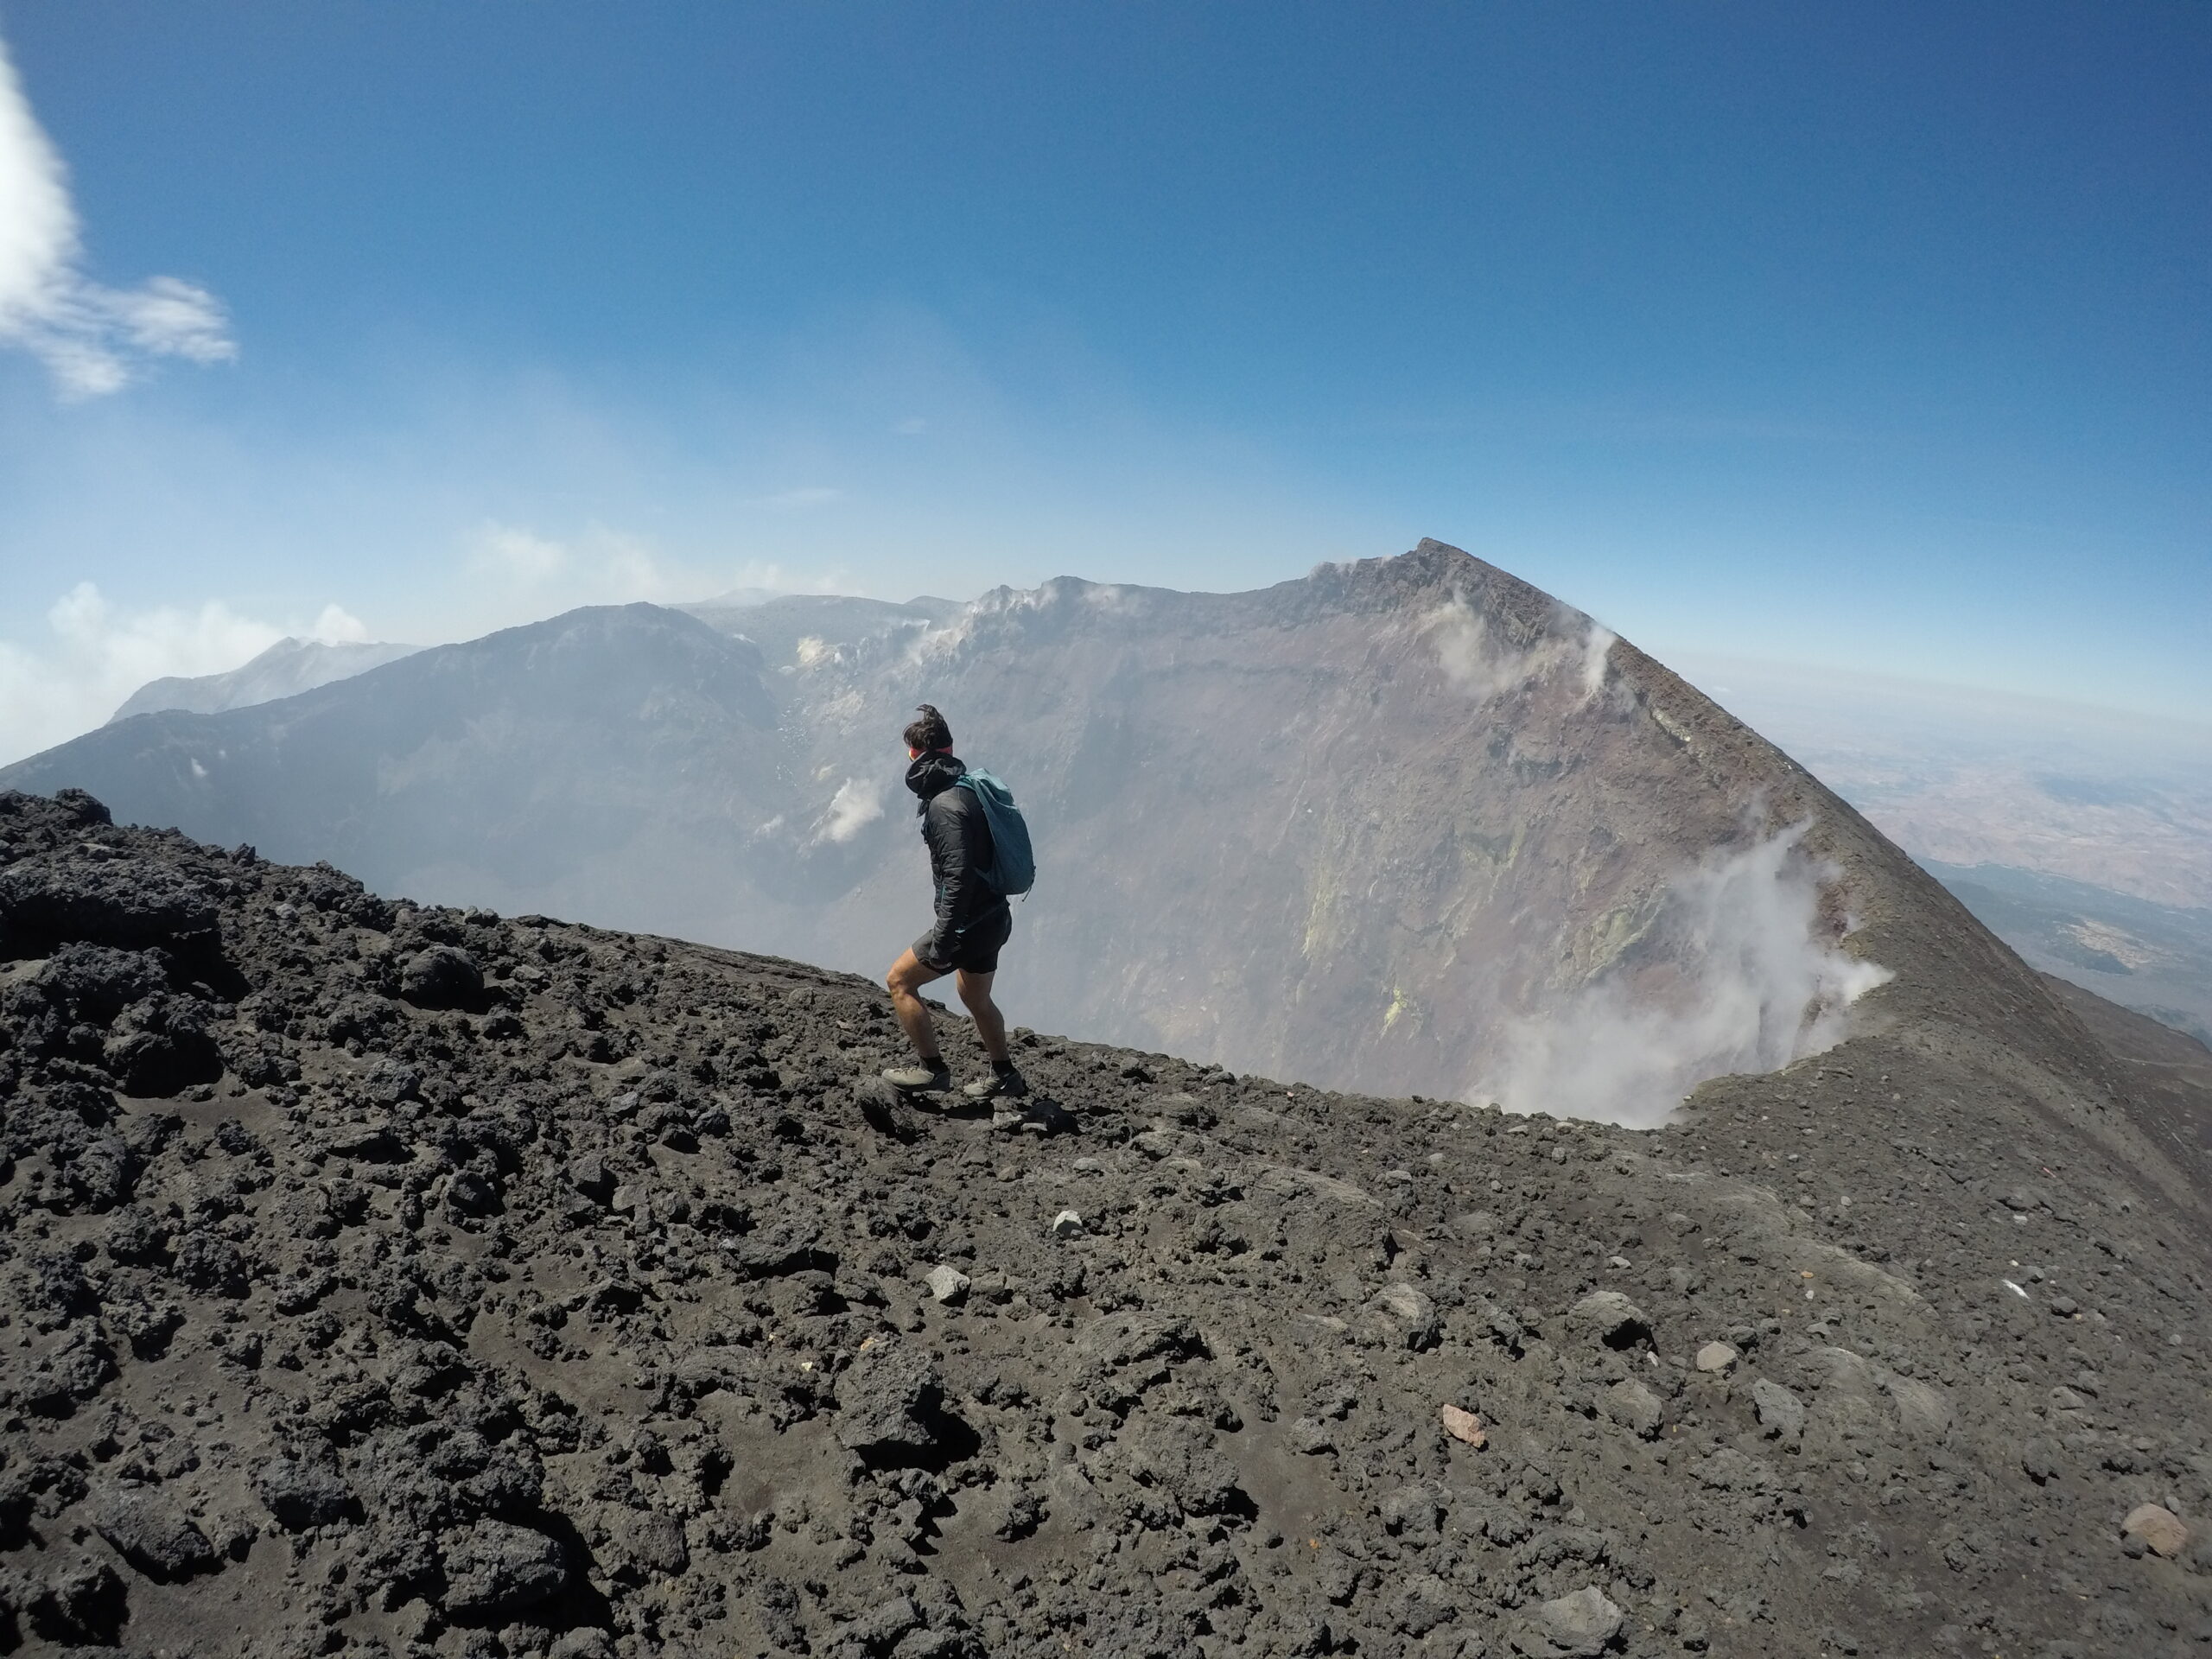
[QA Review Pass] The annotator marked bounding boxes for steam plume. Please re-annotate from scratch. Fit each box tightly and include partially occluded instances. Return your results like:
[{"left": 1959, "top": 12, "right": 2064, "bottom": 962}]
[{"left": 1478, "top": 826, "right": 1891, "bottom": 1127}]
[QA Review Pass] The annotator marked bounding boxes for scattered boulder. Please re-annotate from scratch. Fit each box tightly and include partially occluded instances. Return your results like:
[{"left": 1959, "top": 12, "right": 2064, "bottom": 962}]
[
  {"left": 1052, "top": 1210, "right": 1085, "bottom": 1237},
  {"left": 400, "top": 944, "right": 484, "bottom": 1010},
  {"left": 252, "top": 1458, "right": 358, "bottom": 1531},
  {"left": 2020, "top": 1435, "right": 2064, "bottom": 1485},
  {"left": 569, "top": 1154, "right": 614, "bottom": 1203},
  {"left": 1119, "top": 1416, "right": 1244, "bottom": 1516},
  {"left": 848, "top": 1593, "right": 923, "bottom": 1654},
  {"left": 2122, "top": 1503, "right": 2190, "bottom": 1560},
  {"left": 1372, "top": 1282, "right": 1442, "bottom": 1350},
  {"left": 1439, "top": 1403, "right": 1488, "bottom": 1447},
  {"left": 1884, "top": 1372, "right": 1954, "bottom": 1442},
  {"left": 439, "top": 1519, "right": 569, "bottom": 1618},
  {"left": 1751, "top": 1378, "right": 1805, "bottom": 1443},
  {"left": 614, "top": 1508, "right": 689, "bottom": 1577},
  {"left": 1535, "top": 1585, "right": 1625, "bottom": 1656},
  {"left": 1605, "top": 1378, "right": 1663, "bottom": 1440},
  {"left": 104, "top": 992, "right": 224, "bottom": 1096},
  {"left": 836, "top": 1338, "right": 944, "bottom": 1458},
  {"left": 26, "top": 1559, "right": 129, "bottom": 1648},
  {"left": 1694, "top": 1341, "right": 1738, "bottom": 1375},
  {"left": 92, "top": 1486, "right": 219, "bottom": 1582},
  {"left": 0, "top": 857, "right": 217, "bottom": 954},
  {"left": 1568, "top": 1290, "right": 1651, "bottom": 1350},
  {"left": 925, "top": 1264, "right": 973, "bottom": 1305}
]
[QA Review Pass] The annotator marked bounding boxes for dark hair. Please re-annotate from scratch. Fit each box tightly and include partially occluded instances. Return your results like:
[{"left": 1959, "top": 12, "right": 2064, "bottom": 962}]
[{"left": 903, "top": 704, "right": 953, "bottom": 752}]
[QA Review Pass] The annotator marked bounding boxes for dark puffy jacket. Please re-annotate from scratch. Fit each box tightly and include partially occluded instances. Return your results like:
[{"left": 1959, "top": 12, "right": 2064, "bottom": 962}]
[{"left": 907, "top": 753, "right": 1008, "bottom": 963}]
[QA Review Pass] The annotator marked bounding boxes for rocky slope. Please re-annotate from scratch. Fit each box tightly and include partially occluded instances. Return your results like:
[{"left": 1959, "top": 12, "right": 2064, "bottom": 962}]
[{"left": 1, "top": 788, "right": 2208, "bottom": 1658}]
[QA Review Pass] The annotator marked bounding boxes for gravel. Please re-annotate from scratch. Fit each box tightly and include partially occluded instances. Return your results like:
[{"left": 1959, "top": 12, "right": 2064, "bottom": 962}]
[{"left": 0, "top": 785, "right": 2207, "bottom": 1658}]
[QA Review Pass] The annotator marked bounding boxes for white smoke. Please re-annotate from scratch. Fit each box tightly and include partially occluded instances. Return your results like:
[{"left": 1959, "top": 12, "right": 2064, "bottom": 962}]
[
  {"left": 1478, "top": 825, "right": 1892, "bottom": 1128},
  {"left": 1578, "top": 624, "right": 1618, "bottom": 699},
  {"left": 811, "top": 778, "right": 884, "bottom": 845},
  {"left": 1421, "top": 594, "right": 1616, "bottom": 707}
]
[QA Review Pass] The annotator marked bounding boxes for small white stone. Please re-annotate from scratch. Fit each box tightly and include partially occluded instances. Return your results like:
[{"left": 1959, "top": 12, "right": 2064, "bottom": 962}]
[
  {"left": 924, "top": 1264, "right": 971, "bottom": 1305},
  {"left": 1052, "top": 1210, "right": 1084, "bottom": 1238},
  {"left": 1694, "top": 1340, "right": 1739, "bottom": 1375}
]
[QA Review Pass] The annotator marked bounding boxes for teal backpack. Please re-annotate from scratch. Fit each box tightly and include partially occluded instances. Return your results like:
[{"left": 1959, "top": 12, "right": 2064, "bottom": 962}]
[{"left": 956, "top": 769, "right": 1035, "bottom": 897}]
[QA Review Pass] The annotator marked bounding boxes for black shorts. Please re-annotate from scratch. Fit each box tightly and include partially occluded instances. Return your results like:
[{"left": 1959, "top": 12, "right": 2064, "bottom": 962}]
[{"left": 916, "top": 903, "right": 1012, "bottom": 976}]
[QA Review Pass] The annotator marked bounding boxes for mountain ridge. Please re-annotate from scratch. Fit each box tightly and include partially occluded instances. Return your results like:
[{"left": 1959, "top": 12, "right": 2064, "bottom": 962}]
[
  {"left": 0, "top": 542, "right": 2118, "bottom": 1125},
  {"left": 108, "top": 638, "right": 422, "bottom": 726}
]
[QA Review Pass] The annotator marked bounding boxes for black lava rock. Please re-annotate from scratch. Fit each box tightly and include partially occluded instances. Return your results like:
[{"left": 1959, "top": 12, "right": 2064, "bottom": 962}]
[
  {"left": 437, "top": 1519, "right": 569, "bottom": 1618},
  {"left": 835, "top": 1338, "right": 944, "bottom": 1458},
  {"left": 0, "top": 857, "right": 218, "bottom": 956},
  {"left": 91, "top": 1486, "right": 219, "bottom": 1582},
  {"left": 400, "top": 945, "right": 484, "bottom": 1010},
  {"left": 252, "top": 1458, "right": 359, "bottom": 1531}
]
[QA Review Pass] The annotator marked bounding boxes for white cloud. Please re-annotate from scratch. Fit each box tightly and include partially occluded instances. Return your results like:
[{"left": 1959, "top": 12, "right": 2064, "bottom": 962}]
[
  {"left": 470, "top": 523, "right": 570, "bottom": 586},
  {"left": 460, "top": 521, "right": 869, "bottom": 628},
  {"left": 0, "top": 36, "right": 236, "bottom": 397},
  {"left": 466, "top": 520, "right": 690, "bottom": 603},
  {"left": 0, "top": 582, "right": 298, "bottom": 763}
]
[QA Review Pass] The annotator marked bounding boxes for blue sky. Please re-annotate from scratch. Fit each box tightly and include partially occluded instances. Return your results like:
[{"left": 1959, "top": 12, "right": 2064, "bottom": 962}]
[{"left": 0, "top": 1, "right": 2206, "bottom": 759}]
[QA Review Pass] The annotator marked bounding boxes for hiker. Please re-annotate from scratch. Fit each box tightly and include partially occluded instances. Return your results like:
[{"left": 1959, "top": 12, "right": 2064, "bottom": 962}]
[{"left": 881, "top": 704, "right": 1029, "bottom": 1101}]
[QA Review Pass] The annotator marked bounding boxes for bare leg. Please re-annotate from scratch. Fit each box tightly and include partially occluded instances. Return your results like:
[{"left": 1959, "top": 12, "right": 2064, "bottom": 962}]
[
  {"left": 956, "top": 969, "right": 1010, "bottom": 1065},
  {"left": 887, "top": 948, "right": 947, "bottom": 1060}
]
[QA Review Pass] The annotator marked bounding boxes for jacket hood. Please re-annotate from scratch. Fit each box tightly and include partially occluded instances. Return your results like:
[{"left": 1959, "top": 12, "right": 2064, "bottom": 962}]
[{"left": 906, "top": 751, "right": 968, "bottom": 805}]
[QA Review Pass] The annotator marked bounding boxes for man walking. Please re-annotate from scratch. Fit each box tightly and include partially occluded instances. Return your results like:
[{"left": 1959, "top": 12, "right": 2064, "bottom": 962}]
[{"left": 881, "top": 704, "right": 1028, "bottom": 1103}]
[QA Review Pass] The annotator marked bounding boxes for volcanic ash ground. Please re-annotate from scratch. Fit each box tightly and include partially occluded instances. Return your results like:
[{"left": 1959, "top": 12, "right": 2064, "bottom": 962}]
[{"left": 0, "top": 787, "right": 2209, "bottom": 1658}]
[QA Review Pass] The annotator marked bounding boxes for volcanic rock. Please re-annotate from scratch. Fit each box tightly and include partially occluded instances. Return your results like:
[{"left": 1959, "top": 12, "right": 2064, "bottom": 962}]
[
  {"left": 1568, "top": 1290, "right": 1651, "bottom": 1351},
  {"left": 25, "top": 1559, "right": 129, "bottom": 1647},
  {"left": 924, "top": 1263, "right": 972, "bottom": 1305},
  {"left": 90, "top": 1485, "right": 219, "bottom": 1582},
  {"left": 836, "top": 1337, "right": 944, "bottom": 1458},
  {"left": 1751, "top": 1377, "right": 1806, "bottom": 1444},
  {"left": 1604, "top": 1378, "right": 1664, "bottom": 1440},
  {"left": 398, "top": 944, "right": 482, "bottom": 1010},
  {"left": 438, "top": 1519, "right": 569, "bottom": 1617},
  {"left": 1534, "top": 1585, "right": 1624, "bottom": 1656},
  {"left": 2122, "top": 1503, "right": 2190, "bottom": 1559},
  {"left": 1694, "top": 1340, "right": 1739, "bottom": 1374},
  {"left": 0, "top": 787, "right": 2203, "bottom": 1658},
  {"left": 251, "top": 1457, "right": 358, "bottom": 1530}
]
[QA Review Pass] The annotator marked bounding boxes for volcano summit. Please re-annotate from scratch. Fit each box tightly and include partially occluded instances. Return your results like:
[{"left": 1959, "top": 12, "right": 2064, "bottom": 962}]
[{"left": 0, "top": 542, "right": 2063, "bottom": 1125}]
